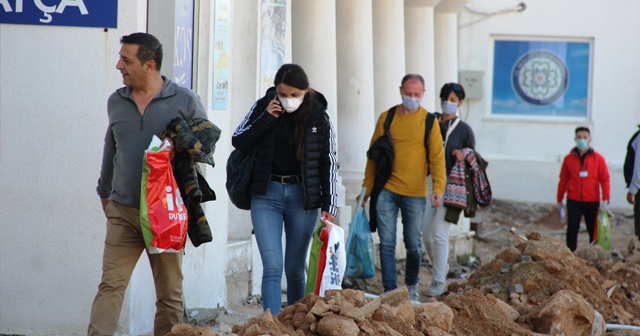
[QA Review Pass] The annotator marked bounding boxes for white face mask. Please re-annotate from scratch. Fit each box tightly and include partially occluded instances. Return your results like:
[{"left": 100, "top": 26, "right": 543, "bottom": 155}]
[
  {"left": 441, "top": 101, "right": 458, "bottom": 115},
  {"left": 279, "top": 95, "right": 304, "bottom": 113}
]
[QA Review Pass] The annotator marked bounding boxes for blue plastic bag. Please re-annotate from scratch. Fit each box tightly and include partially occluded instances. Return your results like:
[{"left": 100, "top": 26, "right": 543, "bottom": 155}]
[{"left": 345, "top": 188, "right": 375, "bottom": 279}]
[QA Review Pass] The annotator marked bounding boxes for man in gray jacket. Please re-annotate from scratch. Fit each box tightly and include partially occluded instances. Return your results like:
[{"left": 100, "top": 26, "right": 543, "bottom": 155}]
[{"left": 88, "top": 32, "right": 208, "bottom": 336}]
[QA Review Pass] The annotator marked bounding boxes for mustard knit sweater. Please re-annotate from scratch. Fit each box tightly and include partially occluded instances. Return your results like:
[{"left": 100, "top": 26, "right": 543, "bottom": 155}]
[{"left": 363, "top": 106, "right": 446, "bottom": 197}]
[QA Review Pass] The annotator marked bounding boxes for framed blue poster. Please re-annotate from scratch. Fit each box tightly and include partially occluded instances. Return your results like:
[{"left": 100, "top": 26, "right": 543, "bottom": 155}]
[{"left": 492, "top": 39, "right": 592, "bottom": 117}]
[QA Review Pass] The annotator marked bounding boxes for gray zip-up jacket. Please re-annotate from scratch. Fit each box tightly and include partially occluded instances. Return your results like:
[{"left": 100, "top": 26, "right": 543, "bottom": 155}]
[{"left": 96, "top": 77, "right": 208, "bottom": 208}]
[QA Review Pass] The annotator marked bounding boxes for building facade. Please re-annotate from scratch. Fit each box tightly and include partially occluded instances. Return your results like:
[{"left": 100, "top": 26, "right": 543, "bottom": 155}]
[{"left": 1, "top": 0, "right": 638, "bottom": 334}]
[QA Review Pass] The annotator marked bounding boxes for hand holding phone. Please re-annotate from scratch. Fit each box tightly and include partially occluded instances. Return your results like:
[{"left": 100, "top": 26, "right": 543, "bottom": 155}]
[{"left": 267, "top": 96, "right": 283, "bottom": 117}]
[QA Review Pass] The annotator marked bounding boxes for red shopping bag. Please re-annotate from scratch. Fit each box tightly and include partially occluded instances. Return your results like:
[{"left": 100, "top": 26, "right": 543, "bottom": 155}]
[{"left": 140, "top": 148, "right": 188, "bottom": 253}]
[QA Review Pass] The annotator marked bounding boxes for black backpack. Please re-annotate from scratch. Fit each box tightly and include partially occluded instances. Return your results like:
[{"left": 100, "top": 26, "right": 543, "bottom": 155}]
[
  {"left": 624, "top": 125, "right": 640, "bottom": 187},
  {"left": 226, "top": 148, "right": 255, "bottom": 210},
  {"left": 366, "top": 106, "right": 436, "bottom": 232}
]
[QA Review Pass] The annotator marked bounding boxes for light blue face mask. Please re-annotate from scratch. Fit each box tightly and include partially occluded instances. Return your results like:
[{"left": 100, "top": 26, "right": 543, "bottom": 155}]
[
  {"left": 402, "top": 95, "right": 421, "bottom": 110},
  {"left": 442, "top": 101, "right": 458, "bottom": 115},
  {"left": 575, "top": 138, "right": 589, "bottom": 151}
]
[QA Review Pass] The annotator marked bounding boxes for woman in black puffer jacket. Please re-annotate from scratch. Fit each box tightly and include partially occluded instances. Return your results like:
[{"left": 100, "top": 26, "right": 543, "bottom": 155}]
[{"left": 231, "top": 64, "right": 338, "bottom": 314}]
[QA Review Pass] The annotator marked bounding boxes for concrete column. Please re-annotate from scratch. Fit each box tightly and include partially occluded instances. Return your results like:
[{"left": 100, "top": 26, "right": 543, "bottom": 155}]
[
  {"left": 372, "top": 0, "right": 406, "bottom": 120},
  {"left": 336, "top": 0, "right": 376, "bottom": 200},
  {"left": 292, "top": 0, "right": 349, "bottom": 223},
  {"left": 291, "top": 0, "right": 338, "bottom": 121},
  {"left": 434, "top": 0, "right": 468, "bottom": 95},
  {"left": 405, "top": 0, "right": 441, "bottom": 111}
]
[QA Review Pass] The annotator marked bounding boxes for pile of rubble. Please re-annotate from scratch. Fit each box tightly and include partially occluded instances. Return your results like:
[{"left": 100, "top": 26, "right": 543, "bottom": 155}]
[
  {"left": 231, "top": 287, "right": 455, "bottom": 336},
  {"left": 226, "top": 230, "right": 640, "bottom": 336}
]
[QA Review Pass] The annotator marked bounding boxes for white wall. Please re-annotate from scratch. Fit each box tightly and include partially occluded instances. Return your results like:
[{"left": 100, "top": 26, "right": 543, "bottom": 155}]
[
  {"left": 0, "top": 1, "right": 228, "bottom": 335},
  {"left": 458, "top": 0, "right": 640, "bottom": 209},
  {"left": 0, "top": 4, "right": 146, "bottom": 334}
]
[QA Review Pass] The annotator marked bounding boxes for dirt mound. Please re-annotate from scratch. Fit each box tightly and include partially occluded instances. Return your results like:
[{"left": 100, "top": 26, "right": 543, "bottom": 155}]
[
  {"left": 230, "top": 228, "right": 640, "bottom": 335},
  {"left": 459, "top": 231, "right": 640, "bottom": 326},
  {"left": 443, "top": 288, "right": 533, "bottom": 335}
]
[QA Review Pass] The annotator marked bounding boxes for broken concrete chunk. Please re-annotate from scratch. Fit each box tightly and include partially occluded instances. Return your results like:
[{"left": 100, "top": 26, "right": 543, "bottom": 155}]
[
  {"left": 519, "top": 255, "right": 532, "bottom": 262},
  {"left": 496, "top": 246, "right": 521, "bottom": 264},
  {"left": 490, "top": 284, "right": 502, "bottom": 294},
  {"left": 524, "top": 290, "right": 605, "bottom": 336},
  {"left": 380, "top": 286, "right": 410, "bottom": 307},
  {"left": 509, "top": 284, "right": 524, "bottom": 294},
  {"left": 310, "top": 300, "right": 330, "bottom": 316},
  {"left": 393, "top": 300, "right": 415, "bottom": 325},
  {"left": 486, "top": 294, "right": 520, "bottom": 321},
  {"left": 414, "top": 302, "right": 454, "bottom": 332},
  {"left": 359, "top": 297, "right": 382, "bottom": 318},
  {"left": 316, "top": 314, "right": 359, "bottom": 336},
  {"left": 339, "top": 301, "right": 365, "bottom": 323}
]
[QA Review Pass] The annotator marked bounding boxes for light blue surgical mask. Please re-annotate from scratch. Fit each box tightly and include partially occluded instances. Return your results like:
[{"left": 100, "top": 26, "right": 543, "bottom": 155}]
[
  {"left": 575, "top": 138, "right": 589, "bottom": 151},
  {"left": 442, "top": 101, "right": 458, "bottom": 115},
  {"left": 402, "top": 96, "right": 421, "bottom": 110}
]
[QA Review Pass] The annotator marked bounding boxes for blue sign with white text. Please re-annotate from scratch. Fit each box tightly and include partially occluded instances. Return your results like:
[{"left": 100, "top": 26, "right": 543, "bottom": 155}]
[{"left": 0, "top": 0, "right": 118, "bottom": 28}]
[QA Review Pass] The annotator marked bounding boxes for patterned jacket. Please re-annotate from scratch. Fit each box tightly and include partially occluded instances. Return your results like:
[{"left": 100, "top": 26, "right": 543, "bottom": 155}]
[
  {"left": 161, "top": 118, "right": 222, "bottom": 247},
  {"left": 444, "top": 149, "right": 491, "bottom": 223}
]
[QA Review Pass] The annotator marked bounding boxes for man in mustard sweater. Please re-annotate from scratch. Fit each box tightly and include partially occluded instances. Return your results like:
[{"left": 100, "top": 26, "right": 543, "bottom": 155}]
[{"left": 359, "top": 74, "right": 446, "bottom": 301}]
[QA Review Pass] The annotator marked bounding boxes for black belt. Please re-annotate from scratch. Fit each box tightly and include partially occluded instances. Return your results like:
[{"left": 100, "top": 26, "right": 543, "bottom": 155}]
[{"left": 270, "top": 174, "right": 300, "bottom": 184}]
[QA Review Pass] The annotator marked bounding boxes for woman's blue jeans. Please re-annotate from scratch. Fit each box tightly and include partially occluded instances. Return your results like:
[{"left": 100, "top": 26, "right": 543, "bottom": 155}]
[
  {"left": 376, "top": 188, "right": 426, "bottom": 292},
  {"left": 251, "top": 181, "right": 318, "bottom": 314}
]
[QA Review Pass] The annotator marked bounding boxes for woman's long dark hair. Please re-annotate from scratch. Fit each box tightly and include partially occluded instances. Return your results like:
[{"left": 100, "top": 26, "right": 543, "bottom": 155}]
[{"left": 274, "top": 64, "right": 316, "bottom": 160}]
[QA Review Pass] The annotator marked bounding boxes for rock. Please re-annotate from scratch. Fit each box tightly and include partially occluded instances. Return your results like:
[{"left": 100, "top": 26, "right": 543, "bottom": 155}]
[
  {"left": 519, "top": 255, "right": 532, "bottom": 262},
  {"left": 242, "top": 324, "right": 264, "bottom": 336},
  {"left": 339, "top": 300, "right": 365, "bottom": 323},
  {"left": 501, "top": 263, "right": 513, "bottom": 273},
  {"left": 601, "top": 280, "right": 617, "bottom": 290},
  {"left": 526, "top": 231, "right": 542, "bottom": 241},
  {"left": 382, "top": 324, "right": 404, "bottom": 336},
  {"left": 360, "top": 296, "right": 382, "bottom": 318},
  {"left": 304, "top": 311, "right": 316, "bottom": 323},
  {"left": 525, "top": 290, "right": 605, "bottom": 336},
  {"left": 327, "top": 288, "right": 367, "bottom": 307},
  {"left": 380, "top": 286, "right": 410, "bottom": 307},
  {"left": 310, "top": 321, "right": 317, "bottom": 333},
  {"left": 489, "top": 284, "right": 502, "bottom": 294},
  {"left": 214, "top": 323, "right": 232, "bottom": 334},
  {"left": 414, "top": 302, "right": 454, "bottom": 332},
  {"left": 523, "top": 280, "right": 541, "bottom": 293},
  {"left": 359, "top": 324, "right": 374, "bottom": 334},
  {"left": 327, "top": 303, "right": 341, "bottom": 314},
  {"left": 424, "top": 325, "right": 453, "bottom": 335},
  {"left": 611, "top": 261, "right": 625, "bottom": 272},
  {"left": 392, "top": 300, "right": 415, "bottom": 325},
  {"left": 496, "top": 247, "right": 522, "bottom": 264},
  {"left": 542, "top": 259, "right": 564, "bottom": 275},
  {"left": 167, "top": 324, "right": 206, "bottom": 336},
  {"left": 523, "top": 239, "right": 574, "bottom": 262},
  {"left": 310, "top": 300, "right": 330, "bottom": 316},
  {"left": 575, "top": 245, "right": 610, "bottom": 261},
  {"left": 486, "top": 294, "right": 520, "bottom": 321},
  {"left": 509, "top": 284, "right": 524, "bottom": 294},
  {"left": 316, "top": 314, "right": 360, "bottom": 336}
]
